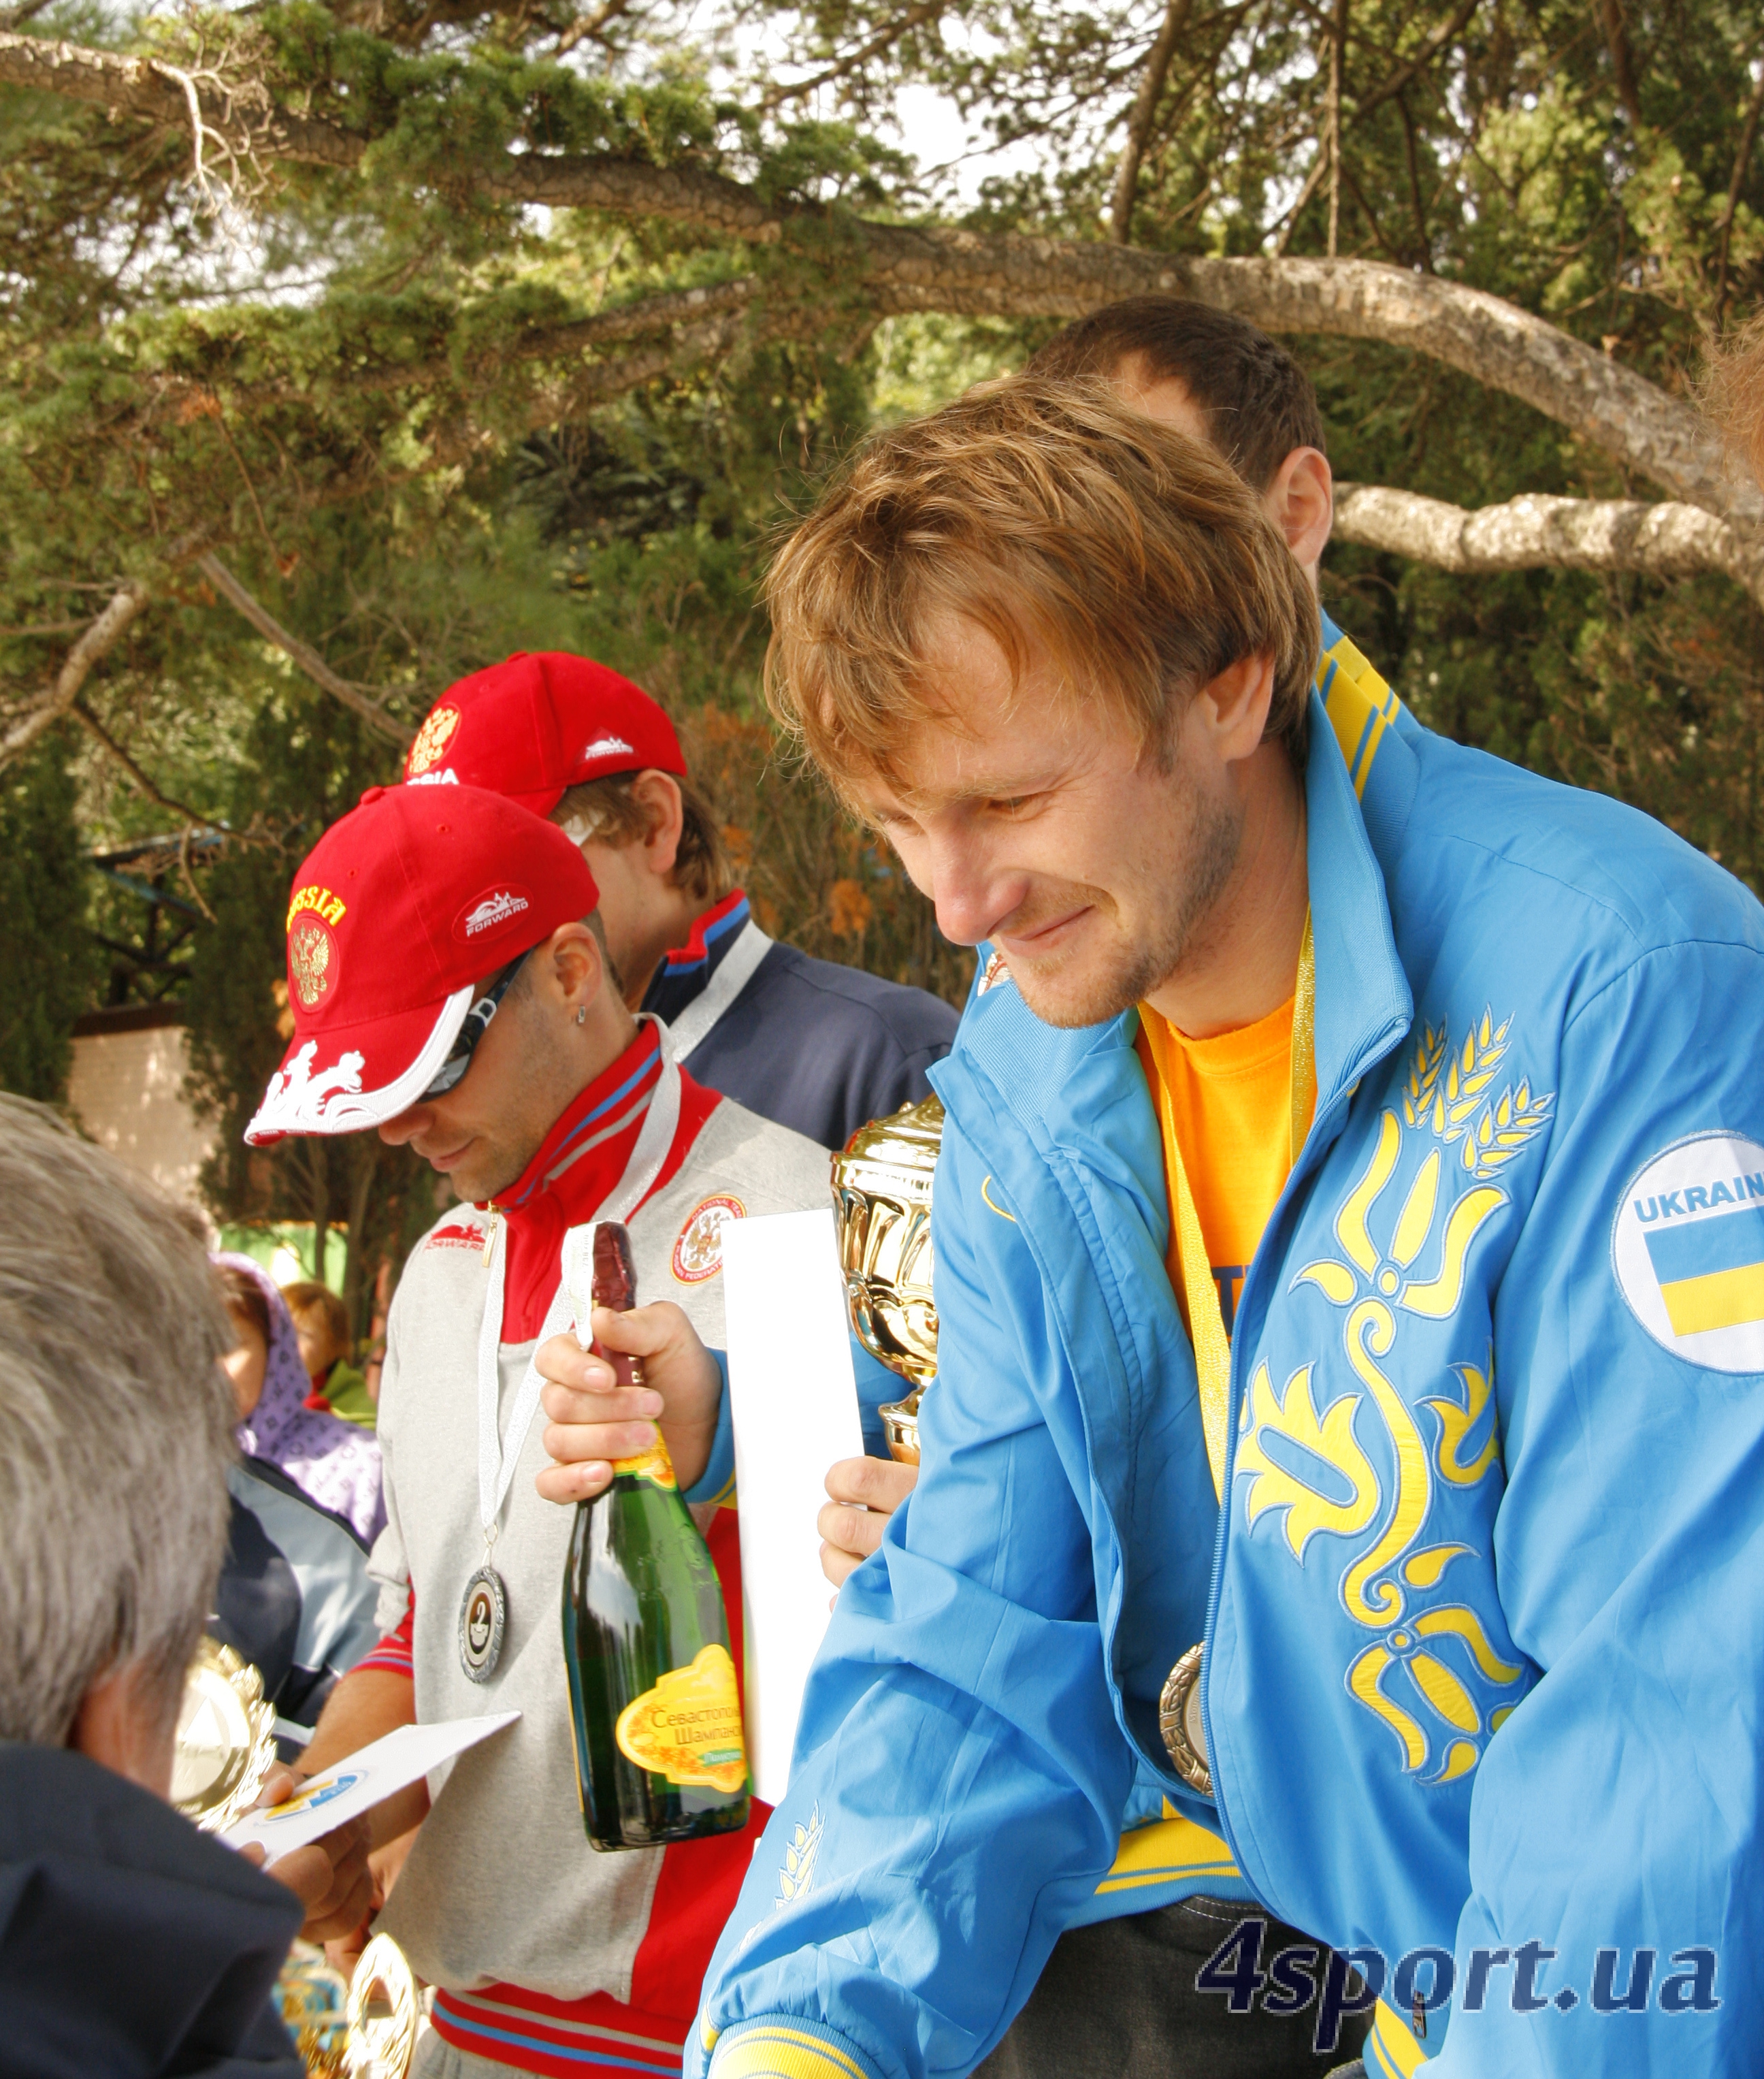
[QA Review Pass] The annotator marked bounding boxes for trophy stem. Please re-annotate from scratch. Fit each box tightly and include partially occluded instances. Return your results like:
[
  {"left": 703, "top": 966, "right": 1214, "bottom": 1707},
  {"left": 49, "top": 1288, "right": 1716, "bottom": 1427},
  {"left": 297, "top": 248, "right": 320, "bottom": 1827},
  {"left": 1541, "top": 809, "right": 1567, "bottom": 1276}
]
[{"left": 879, "top": 1391, "right": 922, "bottom": 1466}]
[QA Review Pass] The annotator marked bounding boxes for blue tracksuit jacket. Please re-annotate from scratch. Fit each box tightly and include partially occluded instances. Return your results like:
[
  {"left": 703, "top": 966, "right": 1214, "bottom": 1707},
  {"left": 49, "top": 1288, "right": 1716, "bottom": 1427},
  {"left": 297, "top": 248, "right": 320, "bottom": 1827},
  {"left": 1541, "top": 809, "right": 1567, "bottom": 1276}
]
[{"left": 691, "top": 619, "right": 1764, "bottom": 2079}]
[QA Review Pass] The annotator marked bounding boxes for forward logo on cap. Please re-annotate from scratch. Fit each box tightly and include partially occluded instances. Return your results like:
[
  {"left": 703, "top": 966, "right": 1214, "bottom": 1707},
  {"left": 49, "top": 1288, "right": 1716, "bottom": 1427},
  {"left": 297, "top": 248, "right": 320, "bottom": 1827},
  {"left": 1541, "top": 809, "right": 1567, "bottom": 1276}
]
[
  {"left": 582, "top": 734, "right": 634, "bottom": 760},
  {"left": 463, "top": 889, "right": 530, "bottom": 936}
]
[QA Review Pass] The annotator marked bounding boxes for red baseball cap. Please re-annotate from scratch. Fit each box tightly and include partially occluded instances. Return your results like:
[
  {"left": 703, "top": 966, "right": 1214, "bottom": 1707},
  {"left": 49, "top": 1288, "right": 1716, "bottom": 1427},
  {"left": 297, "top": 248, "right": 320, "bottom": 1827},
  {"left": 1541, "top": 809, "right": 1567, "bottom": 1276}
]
[
  {"left": 402, "top": 652, "right": 686, "bottom": 816},
  {"left": 245, "top": 784, "right": 598, "bottom": 1145}
]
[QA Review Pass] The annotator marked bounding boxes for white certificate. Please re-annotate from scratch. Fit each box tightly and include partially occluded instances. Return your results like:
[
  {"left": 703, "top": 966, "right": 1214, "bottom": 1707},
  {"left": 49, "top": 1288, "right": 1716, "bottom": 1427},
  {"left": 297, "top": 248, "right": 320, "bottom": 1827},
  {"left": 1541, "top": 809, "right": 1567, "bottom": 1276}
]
[
  {"left": 223, "top": 1711, "right": 520, "bottom": 1863},
  {"left": 721, "top": 1208, "right": 864, "bottom": 1805}
]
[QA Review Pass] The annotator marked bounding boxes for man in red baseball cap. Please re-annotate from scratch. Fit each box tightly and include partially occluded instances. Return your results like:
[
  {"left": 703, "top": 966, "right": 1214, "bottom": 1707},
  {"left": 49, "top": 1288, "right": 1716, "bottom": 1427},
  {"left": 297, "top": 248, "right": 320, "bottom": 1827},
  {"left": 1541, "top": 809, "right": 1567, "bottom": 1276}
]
[
  {"left": 253, "top": 783, "right": 841, "bottom": 2079},
  {"left": 401, "top": 651, "right": 960, "bottom": 1150}
]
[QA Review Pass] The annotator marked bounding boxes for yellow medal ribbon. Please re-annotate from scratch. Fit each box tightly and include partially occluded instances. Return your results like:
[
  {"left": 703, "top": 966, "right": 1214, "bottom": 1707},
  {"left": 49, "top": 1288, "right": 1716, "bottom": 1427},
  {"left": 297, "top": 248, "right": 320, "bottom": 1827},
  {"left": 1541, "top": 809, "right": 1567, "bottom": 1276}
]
[{"left": 1143, "top": 916, "right": 1316, "bottom": 1502}]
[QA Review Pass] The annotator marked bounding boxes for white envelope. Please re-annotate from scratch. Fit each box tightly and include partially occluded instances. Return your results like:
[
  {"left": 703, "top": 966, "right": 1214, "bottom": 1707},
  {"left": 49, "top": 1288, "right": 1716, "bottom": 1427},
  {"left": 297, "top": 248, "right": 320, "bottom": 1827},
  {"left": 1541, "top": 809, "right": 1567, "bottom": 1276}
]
[
  {"left": 721, "top": 1208, "right": 864, "bottom": 1805},
  {"left": 223, "top": 1711, "right": 520, "bottom": 1863}
]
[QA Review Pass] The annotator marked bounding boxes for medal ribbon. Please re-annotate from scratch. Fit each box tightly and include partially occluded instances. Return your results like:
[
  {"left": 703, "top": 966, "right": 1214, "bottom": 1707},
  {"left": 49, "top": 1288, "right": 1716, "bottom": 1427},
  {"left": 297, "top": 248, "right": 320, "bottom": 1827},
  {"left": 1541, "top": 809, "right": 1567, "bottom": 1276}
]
[
  {"left": 657, "top": 917, "right": 773, "bottom": 1061},
  {"left": 1144, "top": 916, "right": 1316, "bottom": 1502},
  {"left": 474, "top": 1018, "right": 683, "bottom": 1543}
]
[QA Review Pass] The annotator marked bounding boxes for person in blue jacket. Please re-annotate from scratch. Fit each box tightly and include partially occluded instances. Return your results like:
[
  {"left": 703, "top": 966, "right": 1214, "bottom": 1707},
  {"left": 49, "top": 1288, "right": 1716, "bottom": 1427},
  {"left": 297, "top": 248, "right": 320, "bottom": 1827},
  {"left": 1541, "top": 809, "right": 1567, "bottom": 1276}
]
[
  {"left": 539, "top": 376, "right": 1764, "bottom": 2078},
  {"left": 817, "top": 295, "right": 1386, "bottom": 2079}
]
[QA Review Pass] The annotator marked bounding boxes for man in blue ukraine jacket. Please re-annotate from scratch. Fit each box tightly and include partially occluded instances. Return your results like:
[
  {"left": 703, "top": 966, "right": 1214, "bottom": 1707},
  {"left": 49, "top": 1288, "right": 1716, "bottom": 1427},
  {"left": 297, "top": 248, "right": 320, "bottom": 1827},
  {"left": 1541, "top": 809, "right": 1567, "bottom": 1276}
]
[
  {"left": 545, "top": 374, "right": 1764, "bottom": 2078},
  {"left": 815, "top": 295, "right": 1389, "bottom": 2079}
]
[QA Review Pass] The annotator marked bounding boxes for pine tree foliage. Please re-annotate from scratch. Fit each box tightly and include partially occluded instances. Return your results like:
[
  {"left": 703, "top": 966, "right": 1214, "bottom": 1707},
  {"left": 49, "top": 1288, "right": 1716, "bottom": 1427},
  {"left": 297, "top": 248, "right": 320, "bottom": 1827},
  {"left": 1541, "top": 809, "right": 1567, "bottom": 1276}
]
[
  {"left": 0, "top": 734, "right": 93, "bottom": 1099},
  {"left": 0, "top": 0, "right": 1759, "bottom": 1302}
]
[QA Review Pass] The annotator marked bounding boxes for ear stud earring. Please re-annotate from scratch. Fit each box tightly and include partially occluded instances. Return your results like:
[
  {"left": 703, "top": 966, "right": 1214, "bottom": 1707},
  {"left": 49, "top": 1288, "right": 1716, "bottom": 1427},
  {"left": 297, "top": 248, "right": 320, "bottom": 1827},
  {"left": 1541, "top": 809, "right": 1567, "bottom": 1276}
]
[{"left": 576, "top": 1005, "right": 587, "bottom": 1025}]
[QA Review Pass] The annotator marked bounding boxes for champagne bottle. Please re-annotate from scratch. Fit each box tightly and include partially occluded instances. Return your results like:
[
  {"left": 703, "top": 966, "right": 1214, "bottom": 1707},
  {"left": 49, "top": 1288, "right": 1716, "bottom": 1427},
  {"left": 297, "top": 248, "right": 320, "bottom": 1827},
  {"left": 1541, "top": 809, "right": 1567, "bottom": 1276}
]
[{"left": 562, "top": 1221, "right": 751, "bottom": 1851}]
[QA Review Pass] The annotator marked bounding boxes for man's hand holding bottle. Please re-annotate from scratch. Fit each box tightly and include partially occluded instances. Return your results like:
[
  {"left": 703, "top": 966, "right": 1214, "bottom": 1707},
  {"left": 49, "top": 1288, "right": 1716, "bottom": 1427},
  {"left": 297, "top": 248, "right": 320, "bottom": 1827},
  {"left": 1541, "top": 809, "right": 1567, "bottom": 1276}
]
[
  {"left": 534, "top": 1300, "right": 722, "bottom": 1503},
  {"left": 533, "top": 1306, "right": 919, "bottom": 1588}
]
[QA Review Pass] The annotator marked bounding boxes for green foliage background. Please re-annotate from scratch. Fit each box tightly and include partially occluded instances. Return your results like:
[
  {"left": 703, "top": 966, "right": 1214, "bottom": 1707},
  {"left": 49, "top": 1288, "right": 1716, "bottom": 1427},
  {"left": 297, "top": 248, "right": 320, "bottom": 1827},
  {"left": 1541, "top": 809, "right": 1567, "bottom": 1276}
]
[
  {"left": 0, "top": 740, "right": 93, "bottom": 1099},
  {"left": 1, "top": 0, "right": 1759, "bottom": 1319}
]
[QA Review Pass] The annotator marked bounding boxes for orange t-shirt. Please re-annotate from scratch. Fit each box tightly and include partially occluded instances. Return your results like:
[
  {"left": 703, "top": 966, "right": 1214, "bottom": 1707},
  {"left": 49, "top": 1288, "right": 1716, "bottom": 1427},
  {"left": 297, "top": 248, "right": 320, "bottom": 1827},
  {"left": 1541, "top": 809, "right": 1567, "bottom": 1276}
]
[{"left": 1137, "top": 995, "right": 1318, "bottom": 1340}]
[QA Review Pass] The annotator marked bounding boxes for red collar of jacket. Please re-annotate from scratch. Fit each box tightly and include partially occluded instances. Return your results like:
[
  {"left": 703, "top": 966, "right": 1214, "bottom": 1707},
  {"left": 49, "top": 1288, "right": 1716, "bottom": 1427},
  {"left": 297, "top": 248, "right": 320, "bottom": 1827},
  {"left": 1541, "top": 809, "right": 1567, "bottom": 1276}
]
[{"left": 477, "top": 1021, "right": 720, "bottom": 1338}]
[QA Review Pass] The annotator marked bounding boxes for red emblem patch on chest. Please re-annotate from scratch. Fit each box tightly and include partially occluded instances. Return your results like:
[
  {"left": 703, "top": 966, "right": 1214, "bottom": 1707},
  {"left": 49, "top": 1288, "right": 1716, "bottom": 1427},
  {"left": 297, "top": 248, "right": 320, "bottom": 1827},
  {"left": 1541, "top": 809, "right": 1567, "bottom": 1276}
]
[
  {"left": 427, "top": 1221, "right": 488, "bottom": 1252},
  {"left": 671, "top": 1195, "right": 746, "bottom": 1284}
]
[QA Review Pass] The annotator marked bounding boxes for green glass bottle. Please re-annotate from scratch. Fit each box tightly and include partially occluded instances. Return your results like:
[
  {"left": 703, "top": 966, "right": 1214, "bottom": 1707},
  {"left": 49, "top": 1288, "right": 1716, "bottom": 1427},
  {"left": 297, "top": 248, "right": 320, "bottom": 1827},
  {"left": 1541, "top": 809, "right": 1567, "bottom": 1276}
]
[{"left": 563, "top": 1221, "right": 751, "bottom": 1852}]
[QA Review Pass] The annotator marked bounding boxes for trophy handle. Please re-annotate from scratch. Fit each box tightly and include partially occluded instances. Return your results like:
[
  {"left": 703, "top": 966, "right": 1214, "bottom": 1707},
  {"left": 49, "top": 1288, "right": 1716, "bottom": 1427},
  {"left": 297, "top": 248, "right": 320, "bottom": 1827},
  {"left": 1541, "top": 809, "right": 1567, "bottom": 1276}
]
[{"left": 346, "top": 1933, "right": 421, "bottom": 2078}]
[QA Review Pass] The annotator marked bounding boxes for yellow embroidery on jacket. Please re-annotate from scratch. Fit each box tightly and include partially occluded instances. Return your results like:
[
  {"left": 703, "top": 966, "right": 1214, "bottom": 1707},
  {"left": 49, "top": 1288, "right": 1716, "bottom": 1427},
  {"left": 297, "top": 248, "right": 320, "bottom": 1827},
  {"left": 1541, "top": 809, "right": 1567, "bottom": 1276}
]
[
  {"left": 1404, "top": 1012, "right": 1554, "bottom": 1182},
  {"left": 1424, "top": 1359, "right": 1501, "bottom": 1487},
  {"left": 777, "top": 1805, "right": 823, "bottom": 1905},
  {"left": 1237, "top": 1362, "right": 1380, "bottom": 1561},
  {"left": 1339, "top": 1299, "right": 1431, "bottom": 1625},
  {"left": 1241, "top": 1008, "right": 1552, "bottom": 1783}
]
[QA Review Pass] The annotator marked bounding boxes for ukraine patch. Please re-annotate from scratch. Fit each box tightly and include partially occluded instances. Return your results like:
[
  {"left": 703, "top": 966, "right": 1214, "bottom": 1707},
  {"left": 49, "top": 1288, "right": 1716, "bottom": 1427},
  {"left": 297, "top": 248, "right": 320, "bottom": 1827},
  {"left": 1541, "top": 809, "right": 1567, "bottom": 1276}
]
[{"left": 1613, "top": 1131, "right": 1764, "bottom": 1372}]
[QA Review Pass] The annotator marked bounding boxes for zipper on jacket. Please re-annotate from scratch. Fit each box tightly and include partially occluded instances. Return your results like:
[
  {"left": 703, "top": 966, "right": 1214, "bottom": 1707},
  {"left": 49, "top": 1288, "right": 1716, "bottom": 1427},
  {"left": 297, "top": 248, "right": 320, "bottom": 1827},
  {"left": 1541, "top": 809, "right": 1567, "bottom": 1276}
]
[{"left": 1196, "top": 1017, "right": 1406, "bottom": 1877}]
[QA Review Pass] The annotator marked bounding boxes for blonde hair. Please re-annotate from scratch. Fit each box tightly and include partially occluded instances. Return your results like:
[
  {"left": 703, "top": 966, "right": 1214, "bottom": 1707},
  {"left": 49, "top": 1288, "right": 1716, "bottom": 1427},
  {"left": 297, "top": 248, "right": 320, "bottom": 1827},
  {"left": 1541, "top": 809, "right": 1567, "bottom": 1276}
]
[
  {"left": 282, "top": 1278, "right": 348, "bottom": 1355},
  {"left": 763, "top": 375, "right": 1318, "bottom": 794}
]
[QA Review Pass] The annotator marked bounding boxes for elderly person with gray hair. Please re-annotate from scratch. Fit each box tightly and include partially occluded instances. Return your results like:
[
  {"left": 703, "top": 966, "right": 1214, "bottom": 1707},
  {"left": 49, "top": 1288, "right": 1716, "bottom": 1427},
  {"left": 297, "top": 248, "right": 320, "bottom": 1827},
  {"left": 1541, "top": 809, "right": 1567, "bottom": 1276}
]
[{"left": 0, "top": 1097, "right": 368, "bottom": 2078}]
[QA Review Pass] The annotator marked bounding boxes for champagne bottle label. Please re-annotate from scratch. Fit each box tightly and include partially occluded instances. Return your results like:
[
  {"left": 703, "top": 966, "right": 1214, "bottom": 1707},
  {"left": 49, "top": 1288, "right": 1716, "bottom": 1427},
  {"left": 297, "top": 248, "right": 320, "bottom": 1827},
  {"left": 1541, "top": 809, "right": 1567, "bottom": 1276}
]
[
  {"left": 610, "top": 1428, "right": 678, "bottom": 1490},
  {"left": 614, "top": 1643, "right": 748, "bottom": 1792}
]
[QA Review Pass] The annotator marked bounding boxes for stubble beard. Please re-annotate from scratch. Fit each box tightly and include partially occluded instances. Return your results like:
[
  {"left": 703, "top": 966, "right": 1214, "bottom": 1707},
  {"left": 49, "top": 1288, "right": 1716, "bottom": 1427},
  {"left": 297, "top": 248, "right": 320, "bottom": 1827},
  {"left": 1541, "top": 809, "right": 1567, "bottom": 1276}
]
[
  {"left": 438, "top": 997, "right": 572, "bottom": 1206},
  {"left": 1011, "top": 777, "right": 1243, "bottom": 1031}
]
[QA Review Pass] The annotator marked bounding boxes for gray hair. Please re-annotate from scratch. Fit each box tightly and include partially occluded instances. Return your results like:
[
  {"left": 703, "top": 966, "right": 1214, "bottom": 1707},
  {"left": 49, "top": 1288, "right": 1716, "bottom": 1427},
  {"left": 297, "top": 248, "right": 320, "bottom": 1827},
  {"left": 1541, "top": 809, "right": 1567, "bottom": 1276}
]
[{"left": 0, "top": 1097, "right": 238, "bottom": 1745}]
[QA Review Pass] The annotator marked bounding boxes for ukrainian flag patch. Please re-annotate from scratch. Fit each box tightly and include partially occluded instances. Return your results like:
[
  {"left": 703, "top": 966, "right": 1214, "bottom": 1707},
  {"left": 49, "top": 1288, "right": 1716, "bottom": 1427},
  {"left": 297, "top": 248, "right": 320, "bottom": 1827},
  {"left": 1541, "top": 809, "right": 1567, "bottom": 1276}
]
[{"left": 1614, "top": 1131, "right": 1764, "bottom": 1372}]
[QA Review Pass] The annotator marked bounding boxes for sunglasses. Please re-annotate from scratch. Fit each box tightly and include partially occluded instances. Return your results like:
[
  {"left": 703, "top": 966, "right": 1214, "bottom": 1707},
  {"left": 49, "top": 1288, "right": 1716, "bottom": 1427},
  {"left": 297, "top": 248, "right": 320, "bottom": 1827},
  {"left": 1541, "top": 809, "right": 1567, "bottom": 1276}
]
[{"left": 420, "top": 952, "right": 529, "bottom": 1101}]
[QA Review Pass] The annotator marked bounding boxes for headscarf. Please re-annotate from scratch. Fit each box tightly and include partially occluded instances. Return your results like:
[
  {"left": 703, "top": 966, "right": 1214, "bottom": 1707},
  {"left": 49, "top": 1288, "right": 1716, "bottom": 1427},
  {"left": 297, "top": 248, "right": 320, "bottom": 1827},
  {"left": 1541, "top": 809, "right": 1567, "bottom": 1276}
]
[{"left": 216, "top": 1252, "right": 387, "bottom": 1547}]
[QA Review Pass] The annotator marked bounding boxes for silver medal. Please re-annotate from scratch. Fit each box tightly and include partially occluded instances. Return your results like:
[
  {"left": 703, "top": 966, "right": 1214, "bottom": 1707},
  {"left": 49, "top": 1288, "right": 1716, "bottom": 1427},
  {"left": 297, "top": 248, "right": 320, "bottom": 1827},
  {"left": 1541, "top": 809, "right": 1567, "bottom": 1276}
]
[{"left": 459, "top": 1565, "right": 508, "bottom": 1682}]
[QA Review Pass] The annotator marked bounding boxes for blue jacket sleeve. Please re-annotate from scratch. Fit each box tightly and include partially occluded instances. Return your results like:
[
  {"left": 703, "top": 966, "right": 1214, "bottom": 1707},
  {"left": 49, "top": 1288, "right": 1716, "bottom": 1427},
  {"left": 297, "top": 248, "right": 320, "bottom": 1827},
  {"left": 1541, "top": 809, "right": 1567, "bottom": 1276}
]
[
  {"left": 1433, "top": 937, "right": 1764, "bottom": 2075},
  {"left": 689, "top": 1119, "right": 1137, "bottom": 2079},
  {"left": 682, "top": 1348, "right": 735, "bottom": 1507}
]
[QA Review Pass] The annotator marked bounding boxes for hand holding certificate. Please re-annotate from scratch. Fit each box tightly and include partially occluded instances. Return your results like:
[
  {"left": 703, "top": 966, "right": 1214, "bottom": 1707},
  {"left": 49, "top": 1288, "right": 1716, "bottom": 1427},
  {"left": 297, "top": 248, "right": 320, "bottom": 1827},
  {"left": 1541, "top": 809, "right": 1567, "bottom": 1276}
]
[{"left": 225, "top": 1711, "right": 521, "bottom": 1865}]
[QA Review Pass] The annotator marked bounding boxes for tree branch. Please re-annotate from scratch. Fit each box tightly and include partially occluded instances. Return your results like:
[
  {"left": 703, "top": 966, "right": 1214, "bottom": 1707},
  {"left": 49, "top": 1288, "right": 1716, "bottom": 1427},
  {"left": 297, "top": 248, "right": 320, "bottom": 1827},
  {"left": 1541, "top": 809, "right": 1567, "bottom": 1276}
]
[
  {"left": 0, "top": 582, "right": 148, "bottom": 771},
  {"left": 70, "top": 698, "right": 220, "bottom": 831},
  {"left": 1397, "top": 90, "right": 1432, "bottom": 270},
  {"left": 1715, "top": 53, "right": 1764, "bottom": 320},
  {"left": 4, "top": 25, "right": 1759, "bottom": 542},
  {"left": 1109, "top": 0, "right": 1196, "bottom": 243},
  {"left": 1325, "top": 0, "right": 1350, "bottom": 257},
  {"left": 0, "top": 29, "right": 358, "bottom": 166},
  {"left": 1595, "top": 0, "right": 1645, "bottom": 129},
  {"left": 1332, "top": 483, "right": 1764, "bottom": 608},
  {"left": 554, "top": 0, "right": 636, "bottom": 55},
  {"left": 1349, "top": 0, "right": 1480, "bottom": 126},
  {"left": 195, "top": 552, "right": 409, "bottom": 744},
  {"left": 760, "top": 1, "right": 943, "bottom": 112},
  {"left": 866, "top": 248, "right": 1763, "bottom": 533},
  {"left": 210, "top": 276, "right": 760, "bottom": 406},
  {"left": 1272, "top": 147, "right": 1330, "bottom": 255},
  {"left": 461, "top": 294, "right": 844, "bottom": 448}
]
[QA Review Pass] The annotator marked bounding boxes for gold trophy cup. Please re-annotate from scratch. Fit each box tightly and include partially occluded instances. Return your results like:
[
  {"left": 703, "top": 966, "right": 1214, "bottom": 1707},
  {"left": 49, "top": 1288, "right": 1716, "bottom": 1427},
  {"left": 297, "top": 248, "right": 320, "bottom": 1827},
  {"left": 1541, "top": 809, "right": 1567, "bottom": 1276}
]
[
  {"left": 831, "top": 1093, "right": 943, "bottom": 1462},
  {"left": 172, "top": 1636, "right": 278, "bottom": 1834}
]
